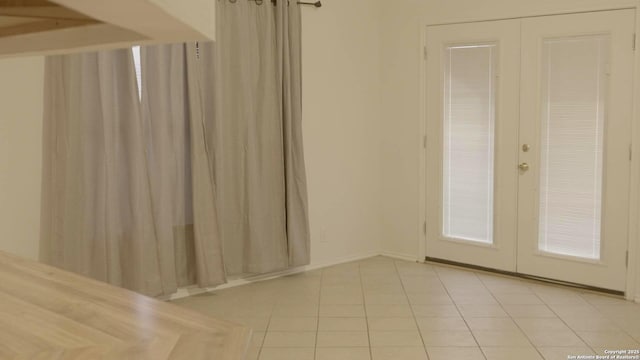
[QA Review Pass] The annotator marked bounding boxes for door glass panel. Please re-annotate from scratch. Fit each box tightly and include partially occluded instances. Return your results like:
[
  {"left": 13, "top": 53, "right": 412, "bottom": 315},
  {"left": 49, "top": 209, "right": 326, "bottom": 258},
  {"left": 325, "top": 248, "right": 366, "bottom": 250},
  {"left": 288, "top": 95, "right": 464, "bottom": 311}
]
[
  {"left": 538, "top": 35, "right": 609, "bottom": 260},
  {"left": 443, "top": 44, "right": 496, "bottom": 244}
]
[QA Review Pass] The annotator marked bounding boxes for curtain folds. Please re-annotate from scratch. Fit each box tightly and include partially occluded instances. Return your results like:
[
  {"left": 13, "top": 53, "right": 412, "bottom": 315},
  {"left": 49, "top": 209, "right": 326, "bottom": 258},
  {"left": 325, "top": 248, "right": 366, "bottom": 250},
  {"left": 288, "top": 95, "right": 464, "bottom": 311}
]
[
  {"left": 41, "top": 51, "right": 168, "bottom": 296},
  {"left": 199, "top": 0, "right": 309, "bottom": 275},
  {"left": 40, "top": 0, "right": 310, "bottom": 296}
]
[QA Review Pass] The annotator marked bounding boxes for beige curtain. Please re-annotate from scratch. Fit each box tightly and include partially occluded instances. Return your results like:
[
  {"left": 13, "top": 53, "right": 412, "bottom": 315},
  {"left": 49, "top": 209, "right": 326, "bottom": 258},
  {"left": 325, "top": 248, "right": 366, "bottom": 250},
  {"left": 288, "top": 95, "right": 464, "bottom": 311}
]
[
  {"left": 40, "top": 0, "right": 309, "bottom": 293},
  {"left": 41, "top": 48, "right": 226, "bottom": 297},
  {"left": 196, "top": 0, "right": 310, "bottom": 275},
  {"left": 140, "top": 44, "right": 227, "bottom": 290}
]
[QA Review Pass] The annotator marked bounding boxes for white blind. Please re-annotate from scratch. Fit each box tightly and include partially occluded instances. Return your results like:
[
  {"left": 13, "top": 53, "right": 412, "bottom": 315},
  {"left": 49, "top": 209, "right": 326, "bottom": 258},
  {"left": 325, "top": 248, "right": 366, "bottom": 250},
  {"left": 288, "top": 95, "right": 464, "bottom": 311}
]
[
  {"left": 538, "top": 35, "right": 609, "bottom": 260},
  {"left": 442, "top": 45, "right": 496, "bottom": 244}
]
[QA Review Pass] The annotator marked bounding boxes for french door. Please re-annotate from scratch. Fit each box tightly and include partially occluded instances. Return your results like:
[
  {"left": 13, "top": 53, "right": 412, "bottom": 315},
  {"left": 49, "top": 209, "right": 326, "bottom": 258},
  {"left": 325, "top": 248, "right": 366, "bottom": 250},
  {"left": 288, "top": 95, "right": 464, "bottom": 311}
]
[{"left": 425, "top": 10, "right": 635, "bottom": 291}]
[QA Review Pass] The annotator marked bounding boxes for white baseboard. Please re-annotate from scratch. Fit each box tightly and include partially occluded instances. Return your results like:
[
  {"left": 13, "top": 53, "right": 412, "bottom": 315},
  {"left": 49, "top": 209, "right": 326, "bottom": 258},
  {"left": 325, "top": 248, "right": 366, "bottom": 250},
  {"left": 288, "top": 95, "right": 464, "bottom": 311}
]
[
  {"left": 380, "top": 251, "right": 422, "bottom": 263},
  {"left": 166, "top": 252, "right": 380, "bottom": 301}
]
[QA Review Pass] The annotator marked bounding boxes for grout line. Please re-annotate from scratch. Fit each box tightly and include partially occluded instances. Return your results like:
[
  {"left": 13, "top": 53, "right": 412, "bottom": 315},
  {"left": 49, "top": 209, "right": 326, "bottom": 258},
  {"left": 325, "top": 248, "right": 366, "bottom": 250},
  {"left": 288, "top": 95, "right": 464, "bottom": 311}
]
[
  {"left": 255, "top": 294, "right": 275, "bottom": 358},
  {"left": 551, "top": 292, "right": 637, "bottom": 356},
  {"left": 579, "top": 293, "right": 640, "bottom": 343},
  {"left": 313, "top": 268, "right": 324, "bottom": 360},
  {"left": 358, "top": 260, "right": 374, "bottom": 360},
  {"left": 392, "top": 259, "right": 432, "bottom": 359},
  {"left": 475, "top": 271, "right": 548, "bottom": 360},
  {"left": 433, "top": 266, "right": 488, "bottom": 360}
]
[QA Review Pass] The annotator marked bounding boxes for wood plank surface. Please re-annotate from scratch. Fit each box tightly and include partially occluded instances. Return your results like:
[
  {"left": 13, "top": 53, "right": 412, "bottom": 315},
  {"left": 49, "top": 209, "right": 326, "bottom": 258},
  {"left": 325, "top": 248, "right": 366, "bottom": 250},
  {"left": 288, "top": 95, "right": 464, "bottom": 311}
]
[{"left": 0, "top": 251, "right": 251, "bottom": 360}]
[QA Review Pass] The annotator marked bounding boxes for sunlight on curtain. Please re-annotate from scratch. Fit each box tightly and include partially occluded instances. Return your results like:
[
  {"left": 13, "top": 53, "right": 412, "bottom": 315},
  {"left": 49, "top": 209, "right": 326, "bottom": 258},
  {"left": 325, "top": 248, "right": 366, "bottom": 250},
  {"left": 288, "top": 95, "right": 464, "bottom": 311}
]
[{"left": 132, "top": 46, "right": 142, "bottom": 100}]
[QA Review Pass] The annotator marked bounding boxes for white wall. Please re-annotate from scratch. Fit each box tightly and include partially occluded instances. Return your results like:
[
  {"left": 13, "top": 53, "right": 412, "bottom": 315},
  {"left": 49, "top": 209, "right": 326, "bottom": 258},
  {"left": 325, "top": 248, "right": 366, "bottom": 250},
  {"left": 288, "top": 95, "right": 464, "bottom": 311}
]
[
  {"left": 0, "top": 56, "right": 44, "bottom": 261},
  {"left": 378, "top": 0, "right": 640, "bottom": 299},
  {"left": 302, "top": 0, "right": 384, "bottom": 266}
]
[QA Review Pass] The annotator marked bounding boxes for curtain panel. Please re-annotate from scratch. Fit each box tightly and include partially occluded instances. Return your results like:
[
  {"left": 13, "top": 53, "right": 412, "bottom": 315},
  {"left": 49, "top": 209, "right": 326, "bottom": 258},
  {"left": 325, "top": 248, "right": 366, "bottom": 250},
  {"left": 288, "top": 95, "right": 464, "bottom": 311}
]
[{"left": 40, "top": 0, "right": 310, "bottom": 295}]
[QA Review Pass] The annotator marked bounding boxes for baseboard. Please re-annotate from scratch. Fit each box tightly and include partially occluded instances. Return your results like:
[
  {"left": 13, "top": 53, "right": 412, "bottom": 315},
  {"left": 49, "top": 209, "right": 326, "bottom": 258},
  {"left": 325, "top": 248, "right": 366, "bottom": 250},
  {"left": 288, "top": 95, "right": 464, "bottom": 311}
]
[
  {"left": 380, "top": 251, "right": 422, "bottom": 263},
  {"left": 166, "top": 252, "right": 380, "bottom": 301}
]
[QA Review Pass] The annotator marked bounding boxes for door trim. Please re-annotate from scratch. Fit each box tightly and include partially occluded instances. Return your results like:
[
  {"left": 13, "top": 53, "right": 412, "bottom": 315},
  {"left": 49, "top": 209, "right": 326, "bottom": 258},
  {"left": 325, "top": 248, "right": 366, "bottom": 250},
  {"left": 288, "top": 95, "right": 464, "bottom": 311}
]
[{"left": 419, "top": 8, "right": 640, "bottom": 299}]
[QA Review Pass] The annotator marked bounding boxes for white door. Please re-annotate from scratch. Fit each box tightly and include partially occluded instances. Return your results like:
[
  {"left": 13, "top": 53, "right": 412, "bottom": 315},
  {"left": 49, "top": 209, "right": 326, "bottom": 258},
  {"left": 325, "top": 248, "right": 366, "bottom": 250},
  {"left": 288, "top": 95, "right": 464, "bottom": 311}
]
[
  {"left": 517, "top": 10, "right": 634, "bottom": 291},
  {"left": 425, "top": 20, "right": 521, "bottom": 272},
  {"left": 425, "top": 10, "right": 635, "bottom": 291}
]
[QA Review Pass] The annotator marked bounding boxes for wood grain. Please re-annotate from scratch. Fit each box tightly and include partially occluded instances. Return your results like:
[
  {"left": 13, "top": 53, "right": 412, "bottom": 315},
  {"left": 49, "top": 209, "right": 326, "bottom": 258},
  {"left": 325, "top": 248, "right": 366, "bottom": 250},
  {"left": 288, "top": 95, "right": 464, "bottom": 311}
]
[{"left": 0, "top": 251, "right": 251, "bottom": 360}]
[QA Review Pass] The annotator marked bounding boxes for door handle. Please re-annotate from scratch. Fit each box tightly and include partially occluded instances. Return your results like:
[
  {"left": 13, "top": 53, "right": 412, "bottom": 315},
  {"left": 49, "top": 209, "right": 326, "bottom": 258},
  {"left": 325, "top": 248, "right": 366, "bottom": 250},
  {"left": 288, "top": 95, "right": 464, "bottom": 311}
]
[{"left": 519, "top": 163, "right": 530, "bottom": 171}]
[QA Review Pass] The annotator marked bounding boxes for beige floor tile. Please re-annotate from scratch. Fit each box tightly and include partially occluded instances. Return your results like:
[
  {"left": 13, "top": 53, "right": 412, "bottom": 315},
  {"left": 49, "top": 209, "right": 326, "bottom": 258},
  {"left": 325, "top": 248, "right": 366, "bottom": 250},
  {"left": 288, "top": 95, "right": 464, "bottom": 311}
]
[
  {"left": 320, "top": 292, "right": 364, "bottom": 305},
  {"left": 548, "top": 304, "right": 599, "bottom": 319},
  {"left": 575, "top": 331, "right": 640, "bottom": 348},
  {"left": 472, "top": 330, "right": 532, "bottom": 347},
  {"left": 316, "top": 331, "right": 369, "bottom": 347},
  {"left": 482, "top": 347, "right": 543, "bottom": 360},
  {"left": 415, "top": 316, "right": 468, "bottom": 331},
  {"left": 366, "top": 304, "right": 413, "bottom": 317},
  {"left": 368, "top": 317, "right": 418, "bottom": 331},
  {"left": 537, "top": 347, "right": 594, "bottom": 360},
  {"left": 503, "top": 304, "right": 557, "bottom": 318},
  {"left": 363, "top": 283, "right": 405, "bottom": 293},
  {"left": 316, "top": 347, "right": 371, "bottom": 360},
  {"left": 322, "top": 276, "right": 362, "bottom": 286},
  {"left": 172, "top": 257, "right": 640, "bottom": 360},
  {"left": 611, "top": 315, "right": 640, "bottom": 333},
  {"left": 268, "top": 317, "right": 318, "bottom": 332},
  {"left": 369, "top": 331, "right": 424, "bottom": 347},
  {"left": 320, "top": 304, "right": 366, "bottom": 317},
  {"left": 513, "top": 318, "right": 570, "bottom": 333},
  {"left": 534, "top": 291, "right": 588, "bottom": 305},
  {"left": 406, "top": 292, "right": 452, "bottom": 305},
  {"left": 581, "top": 293, "right": 629, "bottom": 305},
  {"left": 402, "top": 280, "right": 443, "bottom": 292},
  {"left": 371, "top": 347, "right": 428, "bottom": 360},
  {"left": 318, "top": 317, "right": 367, "bottom": 331},
  {"left": 258, "top": 347, "right": 315, "bottom": 360},
  {"left": 562, "top": 316, "right": 621, "bottom": 332},
  {"left": 484, "top": 283, "right": 533, "bottom": 295},
  {"left": 427, "top": 347, "right": 485, "bottom": 360},
  {"left": 594, "top": 303, "right": 640, "bottom": 318},
  {"left": 364, "top": 293, "right": 409, "bottom": 305},
  {"left": 525, "top": 330, "right": 586, "bottom": 347},
  {"left": 226, "top": 317, "right": 271, "bottom": 332},
  {"left": 458, "top": 304, "right": 509, "bottom": 318},
  {"left": 322, "top": 284, "right": 363, "bottom": 294},
  {"left": 262, "top": 332, "right": 317, "bottom": 347},
  {"left": 493, "top": 293, "right": 544, "bottom": 305},
  {"left": 271, "top": 303, "right": 318, "bottom": 317},
  {"left": 275, "top": 293, "right": 320, "bottom": 305},
  {"left": 452, "top": 294, "right": 499, "bottom": 305},
  {"left": 465, "top": 317, "right": 519, "bottom": 331},
  {"left": 411, "top": 304, "right": 459, "bottom": 317},
  {"left": 420, "top": 330, "right": 477, "bottom": 347}
]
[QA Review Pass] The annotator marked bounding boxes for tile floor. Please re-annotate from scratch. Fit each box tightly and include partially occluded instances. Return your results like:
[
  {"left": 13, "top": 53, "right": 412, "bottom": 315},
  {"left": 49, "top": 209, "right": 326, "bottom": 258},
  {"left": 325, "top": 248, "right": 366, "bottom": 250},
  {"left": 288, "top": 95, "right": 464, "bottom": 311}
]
[{"left": 172, "top": 256, "right": 640, "bottom": 360}]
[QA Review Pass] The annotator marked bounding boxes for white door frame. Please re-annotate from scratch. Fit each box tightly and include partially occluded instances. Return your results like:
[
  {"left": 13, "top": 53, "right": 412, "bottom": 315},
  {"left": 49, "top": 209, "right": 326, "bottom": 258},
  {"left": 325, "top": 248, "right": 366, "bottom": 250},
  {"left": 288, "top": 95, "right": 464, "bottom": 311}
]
[{"left": 418, "top": 6, "right": 640, "bottom": 300}]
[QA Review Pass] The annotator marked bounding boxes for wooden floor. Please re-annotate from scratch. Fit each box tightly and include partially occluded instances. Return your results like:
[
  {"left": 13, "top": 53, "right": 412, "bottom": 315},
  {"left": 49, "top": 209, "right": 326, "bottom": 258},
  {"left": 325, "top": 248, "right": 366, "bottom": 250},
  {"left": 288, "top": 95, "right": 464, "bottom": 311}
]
[{"left": 0, "top": 251, "right": 251, "bottom": 359}]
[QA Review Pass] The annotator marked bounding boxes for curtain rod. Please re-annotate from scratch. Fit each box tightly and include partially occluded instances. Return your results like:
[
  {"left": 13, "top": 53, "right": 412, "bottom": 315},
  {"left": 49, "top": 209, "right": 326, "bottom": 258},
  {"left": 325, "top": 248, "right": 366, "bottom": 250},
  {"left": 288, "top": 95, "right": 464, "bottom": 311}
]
[
  {"left": 297, "top": 1, "right": 322, "bottom": 7},
  {"left": 241, "top": 0, "right": 322, "bottom": 7}
]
